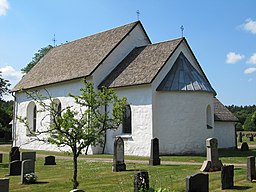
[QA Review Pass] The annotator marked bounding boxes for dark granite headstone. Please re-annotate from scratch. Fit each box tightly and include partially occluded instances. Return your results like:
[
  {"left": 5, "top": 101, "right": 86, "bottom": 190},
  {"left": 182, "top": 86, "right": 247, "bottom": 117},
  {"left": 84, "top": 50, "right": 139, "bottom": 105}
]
[
  {"left": 112, "top": 137, "right": 126, "bottom": 172},
  {"left": 0, "top": 153, "right": 3, "bottom": 163},
  {"left": 186, "top": 173, "right": 209, "bottom": 192},
  {"left": 44, "top": 156, "right": 56, "bottom": 165},
  {"left": 9, "top": 147, "right": 20, "bottom": 162},
  {"left": 21, "top": 152, "right": 36, "bottom": 161},
  {"left": 9, "top": 160, "right": 21, "bottom": 175},
  {"left": 134, "top": 171, "right": 149, "bottom": 192},
  {"left": 149, "top": 138, "right": 161, "bottom": 166},
  {"left": 69, "top": 190, "right": 85, "bottom": 192},
  {"left": 21, "top": 159, "right": 35, "bottom": 184},
  {"left": 241, "top": 142, "right": 249, "bottom": 151},
  {"left": 0, "top": 178, "right": 9, "bottom": 192},
  {"left": 247, "top": 156, "right": 256, "bottom": 182},
  {"left": 239, "top": 132, "right": 243, "bottom": 143},
  {"left": 221, "top": 165, "right": 234, "bottom": 189}
]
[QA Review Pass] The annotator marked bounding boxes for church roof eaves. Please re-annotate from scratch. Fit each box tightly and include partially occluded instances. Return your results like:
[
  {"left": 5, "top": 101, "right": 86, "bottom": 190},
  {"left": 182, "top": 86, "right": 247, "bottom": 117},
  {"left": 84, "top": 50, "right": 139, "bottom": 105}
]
[{"left": 214, "top": 98, "right": 239, "bottom": 122}]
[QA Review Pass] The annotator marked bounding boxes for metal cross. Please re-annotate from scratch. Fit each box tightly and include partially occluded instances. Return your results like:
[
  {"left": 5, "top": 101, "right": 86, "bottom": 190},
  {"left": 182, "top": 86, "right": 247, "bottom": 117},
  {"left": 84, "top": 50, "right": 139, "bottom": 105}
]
[
  {"left": 136, "top": 10, "right": 140, "bottom": 21},
  {"left": 52, "top": 34, "right": 57, "bottom": 47},
  {"left": 180, "top": 25, "right": 184, "bottom": 37}
]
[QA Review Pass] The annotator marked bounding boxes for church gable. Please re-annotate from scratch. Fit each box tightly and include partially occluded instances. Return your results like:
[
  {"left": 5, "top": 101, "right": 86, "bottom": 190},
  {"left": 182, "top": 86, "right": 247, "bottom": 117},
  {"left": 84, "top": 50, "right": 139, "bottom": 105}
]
[{"left": 157, "top": 52, "right": 216, "bottom": 94}]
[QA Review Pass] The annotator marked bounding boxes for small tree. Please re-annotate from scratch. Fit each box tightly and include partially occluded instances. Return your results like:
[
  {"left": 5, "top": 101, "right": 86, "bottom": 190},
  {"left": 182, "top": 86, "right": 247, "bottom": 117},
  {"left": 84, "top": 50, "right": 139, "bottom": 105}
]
[
  {"left": 0, "top": 71, "right": 10, "bottom": 99},
  {"left": 18, "top": 80, "right": 127, "bottom": 189}
]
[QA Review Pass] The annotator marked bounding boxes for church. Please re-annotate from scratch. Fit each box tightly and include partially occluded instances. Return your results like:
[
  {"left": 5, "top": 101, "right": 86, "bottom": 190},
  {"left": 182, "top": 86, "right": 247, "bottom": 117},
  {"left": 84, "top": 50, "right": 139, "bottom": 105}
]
[{"left": 12, "top": 21, "right": 238, "bottom": 156}]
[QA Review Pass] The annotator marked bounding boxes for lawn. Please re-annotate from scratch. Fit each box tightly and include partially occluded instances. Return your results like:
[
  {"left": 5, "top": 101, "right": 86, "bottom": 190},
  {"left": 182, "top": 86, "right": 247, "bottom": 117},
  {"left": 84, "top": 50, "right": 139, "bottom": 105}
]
[{"left": 1, "top": 140, "right": 256, "bottom": 191}]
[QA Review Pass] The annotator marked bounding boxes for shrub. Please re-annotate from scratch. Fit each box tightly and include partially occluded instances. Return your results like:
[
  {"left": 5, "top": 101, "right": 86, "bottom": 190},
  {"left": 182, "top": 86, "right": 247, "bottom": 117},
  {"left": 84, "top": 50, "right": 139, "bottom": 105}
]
[{"left": 24, "top": 173, "right": 37, "bottom": 184}]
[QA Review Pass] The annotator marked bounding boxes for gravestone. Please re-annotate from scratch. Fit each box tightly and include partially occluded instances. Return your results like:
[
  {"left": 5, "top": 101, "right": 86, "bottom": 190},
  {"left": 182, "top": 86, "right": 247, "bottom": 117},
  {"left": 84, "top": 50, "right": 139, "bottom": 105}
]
[
  {"left": 9, "top": 147, "right": 20, "bottom": 162},
  {"left": 247, "top": 156, "right": 256, "bottom": 182},
  {"left": 112, "top": 137, "right": 126, "bottom": 172},
  {"left": 21, "top": 159, "right": 35, "bottom": 184},
  {"left": 0, "top": 153, "right": 2, "bottom": 163},
  {"left": 241, "top": 142, "right": 249, "bottom": 151},
  {"left": 186, "top": 173, "right": 209, "bottom": 192},
  {"left": 9, "top": 160, "right": 21, "bottom": 175},
  {"left": 249, "top": 134, "right": 254, "bottom": 141},
  {"left": 21, "top": 152, "right": 36, "bottom": 161},
  {"left": 0, "top": 178, "right": 9, "bottom": 192},
  {"left": 134, "top": 171, "right": 149, "bottom": 192},
  {"left": 200, "top": 138, "right": 223, "bottom": 172},
  {"left": 238, "top": 132, "right": 243, "bottom": 143},
  {"left": 221, "top": 165, "right": 234, "bottom": 189},
  {"left": 149, "top": 138, "right": 161, "bottom": 166},
  {"left": 69, "top": 190, "right": 85, "bottom": 192},
  {"left": 44, "top": 156, "right": 56, "bottom": 165}
]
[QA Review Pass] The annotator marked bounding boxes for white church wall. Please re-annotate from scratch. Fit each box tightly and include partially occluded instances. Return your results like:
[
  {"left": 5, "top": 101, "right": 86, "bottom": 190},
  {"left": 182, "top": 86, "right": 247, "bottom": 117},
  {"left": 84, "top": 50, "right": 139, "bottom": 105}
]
[
  {"left": 14, "top": 79, "right": 102, "bottom": 154},
  {"left": 105, "top": 85, "right": 153, "bottom": 156},
  {"left": 153, "top": 91, "right": 214, "bottom": 155},
  {"left": 214, "top": 121, "right": 236, "bottom": 148},
  {"left": 93, "top": 24, "right": 150, "bottom": 87}
]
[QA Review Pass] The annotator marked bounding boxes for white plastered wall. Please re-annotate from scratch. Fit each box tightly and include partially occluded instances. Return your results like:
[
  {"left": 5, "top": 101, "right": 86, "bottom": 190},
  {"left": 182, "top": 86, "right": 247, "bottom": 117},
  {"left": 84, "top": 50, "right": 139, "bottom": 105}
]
[
  {"left": 214, "top": 121, "right": 236, "bottom": 148},
  {"left": 105, "top": 85, "right": 153, "bottom": 156},
  {"left": 151, "top": 41, "right": 215, "bottom": 155}
]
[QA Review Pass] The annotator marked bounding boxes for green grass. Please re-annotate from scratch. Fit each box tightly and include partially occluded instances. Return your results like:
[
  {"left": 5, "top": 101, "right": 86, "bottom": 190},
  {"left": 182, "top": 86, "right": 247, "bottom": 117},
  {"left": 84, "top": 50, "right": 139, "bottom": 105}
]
[{"left": 2, "top": 138, "right": 256, "bottom": 191}]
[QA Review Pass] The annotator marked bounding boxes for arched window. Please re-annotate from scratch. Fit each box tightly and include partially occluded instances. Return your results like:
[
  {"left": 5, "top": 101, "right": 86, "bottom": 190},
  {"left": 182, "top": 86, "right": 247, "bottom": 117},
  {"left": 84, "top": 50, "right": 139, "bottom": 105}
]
[
  {"left": 50, "top": 99, "right": 61, "bottom": 125},
  {"left": 123, "top": 105, "right": 132, "bottom": 134},
  {"left": 27, "top": 101, "right": 37, "bottom": 134},
  {"left": 206, "top": 105, "right": 213, "bottom": 129}
]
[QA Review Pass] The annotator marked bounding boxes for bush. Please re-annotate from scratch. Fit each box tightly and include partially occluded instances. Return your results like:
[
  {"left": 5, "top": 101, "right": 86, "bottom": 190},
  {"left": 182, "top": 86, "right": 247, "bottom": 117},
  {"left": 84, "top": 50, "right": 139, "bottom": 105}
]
[{"left": 24, "top": 173, "right": 37, "bottom": 184}]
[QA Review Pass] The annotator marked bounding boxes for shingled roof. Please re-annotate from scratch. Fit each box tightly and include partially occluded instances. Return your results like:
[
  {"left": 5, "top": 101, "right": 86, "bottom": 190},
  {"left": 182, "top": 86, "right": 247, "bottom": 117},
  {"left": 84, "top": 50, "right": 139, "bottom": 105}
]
[
  {"left": 13, "top": 21, "right": 143, "bottom": 91},
  {"left": 214, "top": 98, "right": 239, "bottom": 122},
  {"left": 100, "top": 38, "right": 183, "bottom": 88}
]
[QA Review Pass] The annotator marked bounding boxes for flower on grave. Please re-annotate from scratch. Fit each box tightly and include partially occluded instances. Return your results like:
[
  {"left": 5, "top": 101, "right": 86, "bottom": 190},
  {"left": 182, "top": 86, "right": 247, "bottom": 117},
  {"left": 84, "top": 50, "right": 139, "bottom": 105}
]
[{"left": 24, "top": 172, "right": 38, "bottom": 184}]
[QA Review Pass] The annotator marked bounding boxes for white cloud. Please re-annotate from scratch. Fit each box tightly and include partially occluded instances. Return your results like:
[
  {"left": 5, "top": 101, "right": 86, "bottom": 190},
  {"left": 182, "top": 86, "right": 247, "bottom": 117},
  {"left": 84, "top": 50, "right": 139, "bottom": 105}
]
[
  {"left": 244, "top": 67, "right": 256, "bottom": 74},
  {"left": 0, "top": 0, "right": 9, "bottom": 16},
  {"left": 226, "top": 52, "right": 244, "bottom": 64},
  {"left": 243, "top": 18, "right": 256, "bottom": 34},
  {"left": 0, "top": 65, "right": 22, "bottom": 87},
  {"left": 247, "top": 53, "right": 256, "bottom": 64}
]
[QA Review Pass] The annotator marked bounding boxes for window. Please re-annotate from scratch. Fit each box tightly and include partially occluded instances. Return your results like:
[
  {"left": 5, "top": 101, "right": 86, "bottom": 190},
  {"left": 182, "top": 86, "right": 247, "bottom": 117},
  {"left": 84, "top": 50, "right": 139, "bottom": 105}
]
[
  {"left": 206, "top": 105, "right": 213, "bottom": 129},
  {"left": 50, "top": 99, "right": 61, "bottom": 125},
  {"left": 123, "top": 105, "right": 131, "bottom": 134},
  {"left": 27, "top": 101, "right": 37, "bottom": 134}
]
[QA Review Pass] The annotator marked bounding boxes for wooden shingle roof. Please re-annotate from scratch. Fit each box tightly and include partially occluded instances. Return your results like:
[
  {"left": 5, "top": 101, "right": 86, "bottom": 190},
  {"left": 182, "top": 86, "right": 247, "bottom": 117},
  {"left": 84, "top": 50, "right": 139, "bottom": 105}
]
[
  {"left": 100, "top": 38, "right": 183, "bottom": 88},
  {"left": 13, "top": 21, "right": 142, "bottom": 91},
  {"left": 214, "top": 98, "right": 239, "bottom": 122}
]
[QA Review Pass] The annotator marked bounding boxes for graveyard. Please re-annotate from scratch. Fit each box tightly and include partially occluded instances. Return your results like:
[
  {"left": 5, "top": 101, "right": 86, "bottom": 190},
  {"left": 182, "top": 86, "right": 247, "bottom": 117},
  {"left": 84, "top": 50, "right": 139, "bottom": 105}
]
[{"left": 1, "top": 135, "right": 256, "bottom": 191}]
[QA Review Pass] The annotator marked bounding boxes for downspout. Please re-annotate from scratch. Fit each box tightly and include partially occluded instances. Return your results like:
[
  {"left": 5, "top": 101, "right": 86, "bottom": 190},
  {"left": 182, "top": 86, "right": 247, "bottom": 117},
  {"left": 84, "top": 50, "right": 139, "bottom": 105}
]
[{"left": 11, "top": 92, "right": 17, "bottom": 146}]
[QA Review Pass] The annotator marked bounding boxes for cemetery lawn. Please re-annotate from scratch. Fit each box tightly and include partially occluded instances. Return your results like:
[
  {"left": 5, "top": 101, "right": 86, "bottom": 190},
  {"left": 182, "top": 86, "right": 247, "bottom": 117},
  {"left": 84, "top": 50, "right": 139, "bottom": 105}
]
[{"left": 1, "top": 145, "right": 256, "bottom": 191}]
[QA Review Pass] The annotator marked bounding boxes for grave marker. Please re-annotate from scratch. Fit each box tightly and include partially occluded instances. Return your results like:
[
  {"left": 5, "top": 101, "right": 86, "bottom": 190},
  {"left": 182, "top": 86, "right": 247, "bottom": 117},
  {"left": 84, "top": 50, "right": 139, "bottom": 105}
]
[
  {"left": 221, "top": 165, "right": 234, "bottom": 189},
  {"left": 21, "top": 152, "right": 36, "bottom": 161},
  {"left": 9, "top": 160, "right": 21, "bottom": 175},
  {"left": 0, "top": 153, "right": 3, "bottom": 163},
  {"left": 186, "top": 173, "right": 209, "bottom": 192},
  {"left": 44, "top": 156, "right": 56, "bottom": 165},
  {"left": 200, "top": 138, "right": 223, "bottom": 172},
  {"left": 238, "top": 132, "right": 242, "bottom": 143},
  {"left": 149, "top": 138, "right": 161, "bottom": 166},
  {"left": 241, "top": 142, "right": 249, "bottom": 151},
  {"left": 112, "top": 137, "right": 126, "bottom": 172},
  {"left": 9, "top": 147, "right": 20, "bottom": 162},
  {"left": 21, "top": 159, "right": 35, "bottom": 184},
  {"left": 247, "top": 156, "right": 256, "bottom": 182},
  {"left": 0, "top": 178, "right": 9, "bottom": 192},
  {"left": 134, "top": 171, "right": 149, "bottom": 192}
]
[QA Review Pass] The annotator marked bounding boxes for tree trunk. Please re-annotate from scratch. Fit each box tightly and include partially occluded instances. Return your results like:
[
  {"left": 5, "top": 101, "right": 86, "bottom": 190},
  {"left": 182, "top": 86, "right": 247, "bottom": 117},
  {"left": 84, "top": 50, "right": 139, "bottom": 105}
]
[
  {"left": 73, "top": 154, "right": 79, "bottom": 189},
  {"left": 102, "top": 131, "right": 106, "bottom": 154}
]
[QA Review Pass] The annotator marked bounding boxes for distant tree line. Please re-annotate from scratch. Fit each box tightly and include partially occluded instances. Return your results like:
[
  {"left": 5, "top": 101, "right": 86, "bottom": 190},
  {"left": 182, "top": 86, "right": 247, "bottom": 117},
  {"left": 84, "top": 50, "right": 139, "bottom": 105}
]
[{"left": 226, "top": 105, "right": 256, "bottom": 131}]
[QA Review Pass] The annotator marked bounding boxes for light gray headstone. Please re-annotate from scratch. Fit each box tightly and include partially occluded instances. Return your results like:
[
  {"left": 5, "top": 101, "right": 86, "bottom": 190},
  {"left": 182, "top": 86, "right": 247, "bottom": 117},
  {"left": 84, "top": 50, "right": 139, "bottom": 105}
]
[
  {"left": 21, "top": 152, "right": 36, "bottom": 161},
  {"left": 0, "top": 178, "right": 9, "bottom": 192},
  {"left": 21, "top": 159, "right": 35, "bottom": 184},
  {"left": 200, "top": 138, "right": 223, "bottom": 172},
  {"left": 112, "top": 137, "right": 126, "bottom": 172}
]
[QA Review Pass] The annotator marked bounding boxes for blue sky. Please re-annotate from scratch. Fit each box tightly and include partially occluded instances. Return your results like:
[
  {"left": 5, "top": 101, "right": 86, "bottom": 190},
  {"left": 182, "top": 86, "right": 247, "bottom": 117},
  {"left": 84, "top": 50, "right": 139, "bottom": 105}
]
[{"left": 0, "top": 0, "right": 255, "bottom": 105}]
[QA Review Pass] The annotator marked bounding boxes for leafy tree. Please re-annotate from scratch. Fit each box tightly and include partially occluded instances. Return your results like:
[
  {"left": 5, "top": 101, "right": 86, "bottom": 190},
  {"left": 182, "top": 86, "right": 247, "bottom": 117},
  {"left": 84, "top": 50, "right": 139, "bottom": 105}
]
[
  {"left": 243, "top": 115, "right": 256, "bottom": 131},
  {"left": 235, "top": 122, "right": 243, "bottom": 131},
  {"left": 18, "top": 80, "right": 127, "bottom": 189},
  {"left": 21, "top": 45, "right": 53, "bottom": 73},
  {"left": 0, "top": 71, "right": 10, "bottom": 99},
  {"left": 252, "top": 111, "right": 256, "bottom": 125}
]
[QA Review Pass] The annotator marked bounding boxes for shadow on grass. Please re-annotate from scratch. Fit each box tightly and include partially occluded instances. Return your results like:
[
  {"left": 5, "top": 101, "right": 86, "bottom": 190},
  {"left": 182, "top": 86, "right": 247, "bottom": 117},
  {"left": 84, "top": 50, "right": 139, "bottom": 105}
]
[
  {"left": 219, "top": 148, "right": 256, "bottom": 158},
  {"left": 23, "top": 181, "right": 49, "bottom": 185},
  {"left": 232, "top": 186, "right": 252, "bottom": 190}
]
